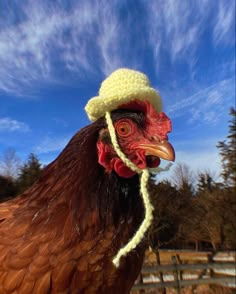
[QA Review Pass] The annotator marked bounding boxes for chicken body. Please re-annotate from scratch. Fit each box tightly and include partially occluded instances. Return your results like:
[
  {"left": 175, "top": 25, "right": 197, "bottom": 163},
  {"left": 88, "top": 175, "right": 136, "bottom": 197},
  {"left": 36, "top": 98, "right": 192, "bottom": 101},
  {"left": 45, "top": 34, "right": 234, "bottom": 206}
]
[
  {"left": 0, "top": 102, "right": 174, "bottom": 293},
  {"left": 0, "top": 116, "right": 145, "bottom": 293}
]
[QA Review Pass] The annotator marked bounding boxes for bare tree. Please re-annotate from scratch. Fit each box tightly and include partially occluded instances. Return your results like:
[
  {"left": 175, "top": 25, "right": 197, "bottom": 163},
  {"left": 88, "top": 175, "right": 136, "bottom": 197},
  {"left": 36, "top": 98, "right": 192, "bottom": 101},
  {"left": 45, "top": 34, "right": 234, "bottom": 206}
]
[
  {"left": 171, "top": 163, "right": 195, "bottom": 192},
  {"left": 0, "top": 148, "right": 21, "bottom": 179}
]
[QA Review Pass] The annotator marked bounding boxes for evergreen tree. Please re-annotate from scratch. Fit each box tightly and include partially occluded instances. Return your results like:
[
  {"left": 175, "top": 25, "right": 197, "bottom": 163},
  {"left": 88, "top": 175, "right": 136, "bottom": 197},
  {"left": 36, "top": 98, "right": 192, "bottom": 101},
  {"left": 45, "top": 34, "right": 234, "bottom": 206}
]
[
  {"left": 217, "top": 107, "right": 236, "bottom": 186},
  {"left": 148, "top": 179, "right": 193, "bottom": 249},
  {"left": 197, "top": 172, "right": 214, "bottom": 193},
  {"left": 17, "top": 153, "right": 43, "bottom": 193}
]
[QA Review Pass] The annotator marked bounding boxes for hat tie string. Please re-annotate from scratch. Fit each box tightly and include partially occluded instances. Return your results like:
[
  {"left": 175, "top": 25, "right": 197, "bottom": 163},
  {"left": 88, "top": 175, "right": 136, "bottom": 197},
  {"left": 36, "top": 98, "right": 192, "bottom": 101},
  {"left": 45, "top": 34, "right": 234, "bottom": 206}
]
[{"left": 105, "top": 111, "right": 154, "bottom": 268}]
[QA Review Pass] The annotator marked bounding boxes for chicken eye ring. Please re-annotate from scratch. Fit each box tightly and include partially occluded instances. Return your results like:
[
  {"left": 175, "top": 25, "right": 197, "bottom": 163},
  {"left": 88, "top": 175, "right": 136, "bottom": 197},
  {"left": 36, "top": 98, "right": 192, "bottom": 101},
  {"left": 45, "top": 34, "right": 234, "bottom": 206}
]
[{"left": 115, "top": 120, "right": 133, "bottom": 137}]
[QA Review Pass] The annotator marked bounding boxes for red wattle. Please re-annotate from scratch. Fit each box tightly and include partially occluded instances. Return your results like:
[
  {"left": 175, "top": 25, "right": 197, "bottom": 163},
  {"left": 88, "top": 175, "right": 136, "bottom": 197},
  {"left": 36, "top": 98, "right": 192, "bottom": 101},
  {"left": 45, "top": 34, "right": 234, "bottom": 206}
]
[{"left": 113, "top": 159, "right": 136, "bottom": 178}]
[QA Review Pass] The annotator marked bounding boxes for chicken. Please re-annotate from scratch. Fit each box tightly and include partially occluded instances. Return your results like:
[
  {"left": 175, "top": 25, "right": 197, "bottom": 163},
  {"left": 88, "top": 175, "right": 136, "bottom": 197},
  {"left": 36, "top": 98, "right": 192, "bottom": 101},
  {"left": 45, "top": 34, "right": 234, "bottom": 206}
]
[{"left": 0, "top": 70, "right": 175, "bottom": 293}]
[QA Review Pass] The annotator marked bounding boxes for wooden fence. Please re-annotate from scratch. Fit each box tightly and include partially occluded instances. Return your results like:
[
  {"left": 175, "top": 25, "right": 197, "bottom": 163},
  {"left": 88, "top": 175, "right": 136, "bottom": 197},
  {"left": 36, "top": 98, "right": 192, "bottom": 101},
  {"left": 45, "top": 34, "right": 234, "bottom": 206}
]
[{"left": 131, "top": 250, "right": 236, "bottom": 293}]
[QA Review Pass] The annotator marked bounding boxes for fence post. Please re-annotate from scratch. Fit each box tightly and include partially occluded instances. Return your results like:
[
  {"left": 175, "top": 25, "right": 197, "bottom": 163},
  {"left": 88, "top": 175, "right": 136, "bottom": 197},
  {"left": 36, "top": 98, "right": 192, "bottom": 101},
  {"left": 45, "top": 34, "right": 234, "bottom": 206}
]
[
  {"left": 172, "top": 255, "right": 181, "bottom": 294},
  {"left": 192, "top": 250, "right": 216, "bottom": 293},
  {"left": 155, "top": 249, "right": 166, "bottom": 294},
  {"left": 136, "top": 273, "right": 145, "bottom": 294},
  {"left": 176, "top": 254, "right": 183, "bottom": 281}
]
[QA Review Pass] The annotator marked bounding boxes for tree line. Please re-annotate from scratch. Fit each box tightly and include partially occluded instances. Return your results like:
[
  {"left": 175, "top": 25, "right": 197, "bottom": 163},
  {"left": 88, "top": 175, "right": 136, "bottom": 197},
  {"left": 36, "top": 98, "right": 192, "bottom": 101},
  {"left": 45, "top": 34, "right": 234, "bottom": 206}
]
[
  {"left": 0, "top": 108, "right": 235, "bottom": 251},
  {"left": 0, "top": 152, "right": 43, "bottom": 201},
  {"left": 148, "top": 107, "right": 236, "bottom": 251}
]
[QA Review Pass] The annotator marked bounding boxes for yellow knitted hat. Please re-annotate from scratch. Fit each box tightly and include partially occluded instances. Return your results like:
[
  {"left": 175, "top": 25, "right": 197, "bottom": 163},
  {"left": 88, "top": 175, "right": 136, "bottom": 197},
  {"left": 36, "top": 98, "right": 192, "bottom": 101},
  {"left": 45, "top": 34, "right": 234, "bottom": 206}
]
[{"left": 85, "top": 68, "right": 162, "bottom": 121}]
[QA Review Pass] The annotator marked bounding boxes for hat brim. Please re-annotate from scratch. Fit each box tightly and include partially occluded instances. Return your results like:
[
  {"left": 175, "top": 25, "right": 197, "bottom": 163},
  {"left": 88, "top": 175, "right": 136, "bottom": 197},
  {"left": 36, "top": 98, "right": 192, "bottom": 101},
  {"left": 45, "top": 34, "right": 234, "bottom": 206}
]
[{"left": 85, "top": 87, "right": 162, "bottom": 121}]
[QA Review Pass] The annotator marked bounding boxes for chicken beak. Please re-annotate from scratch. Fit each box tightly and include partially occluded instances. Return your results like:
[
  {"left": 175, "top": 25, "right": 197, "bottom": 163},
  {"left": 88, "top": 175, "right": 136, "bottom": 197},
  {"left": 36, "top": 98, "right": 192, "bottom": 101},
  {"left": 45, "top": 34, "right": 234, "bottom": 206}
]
[{"left": 139, "top": 141, "right": 175, "bottom": 161}]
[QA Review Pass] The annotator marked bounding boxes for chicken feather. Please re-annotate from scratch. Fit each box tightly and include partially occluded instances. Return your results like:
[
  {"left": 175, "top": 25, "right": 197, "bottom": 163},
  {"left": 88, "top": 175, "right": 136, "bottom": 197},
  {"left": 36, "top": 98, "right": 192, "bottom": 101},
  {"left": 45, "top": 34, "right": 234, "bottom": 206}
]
[{"left": 0, "top": 113, "right": 146, "bottom": 294}]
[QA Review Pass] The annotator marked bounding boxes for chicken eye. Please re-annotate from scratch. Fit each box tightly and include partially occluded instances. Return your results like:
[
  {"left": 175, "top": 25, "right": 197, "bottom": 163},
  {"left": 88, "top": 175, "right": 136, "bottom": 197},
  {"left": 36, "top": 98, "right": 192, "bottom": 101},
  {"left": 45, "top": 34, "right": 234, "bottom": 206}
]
[{"left": 115, "top": 121, "right": 133, "bottom": 137}]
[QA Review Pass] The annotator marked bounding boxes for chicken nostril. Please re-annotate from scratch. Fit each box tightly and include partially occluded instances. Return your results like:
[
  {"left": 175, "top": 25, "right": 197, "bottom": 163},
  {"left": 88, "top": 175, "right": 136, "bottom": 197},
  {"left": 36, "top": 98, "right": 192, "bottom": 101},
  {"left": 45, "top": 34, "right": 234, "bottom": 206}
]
[
  {"left": 160, "top": 136, "right": 168, "bottom": 144},
  {"left": 150, "top": 135, "right": 160, "bottom": 142}
]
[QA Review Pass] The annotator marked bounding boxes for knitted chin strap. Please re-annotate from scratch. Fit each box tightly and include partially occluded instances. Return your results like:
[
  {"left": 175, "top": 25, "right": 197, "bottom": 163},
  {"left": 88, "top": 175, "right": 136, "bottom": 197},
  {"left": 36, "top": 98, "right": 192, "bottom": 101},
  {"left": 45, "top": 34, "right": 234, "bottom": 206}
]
[{"left": 105, "top": 112, "right": 154, "bottom": 268}]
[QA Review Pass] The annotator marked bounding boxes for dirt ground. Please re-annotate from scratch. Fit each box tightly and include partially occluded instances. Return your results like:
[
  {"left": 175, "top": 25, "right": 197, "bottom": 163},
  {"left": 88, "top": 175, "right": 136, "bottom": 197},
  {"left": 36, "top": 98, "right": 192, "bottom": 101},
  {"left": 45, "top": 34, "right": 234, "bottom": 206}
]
[{"left": 132, "top": 284, "right": 235, "bottom": 294}]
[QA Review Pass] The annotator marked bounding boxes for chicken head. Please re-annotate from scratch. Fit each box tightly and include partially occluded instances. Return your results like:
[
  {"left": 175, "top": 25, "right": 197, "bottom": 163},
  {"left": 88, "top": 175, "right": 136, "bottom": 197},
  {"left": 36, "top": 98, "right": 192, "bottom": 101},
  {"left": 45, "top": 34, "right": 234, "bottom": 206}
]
[{"left": 97, "top": 100, "right": 175, "bottom": 178}]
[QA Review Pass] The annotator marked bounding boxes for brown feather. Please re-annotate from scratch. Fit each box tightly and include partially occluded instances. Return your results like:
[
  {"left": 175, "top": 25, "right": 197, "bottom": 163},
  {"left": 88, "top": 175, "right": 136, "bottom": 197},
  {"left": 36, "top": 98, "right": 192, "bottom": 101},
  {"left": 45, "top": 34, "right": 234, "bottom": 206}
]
[
  {"left": 0, "top": 113, "right": 146, "bottom": 293},
  {"left": 3, "top": 269, "right": 25, "bottom": 292}
]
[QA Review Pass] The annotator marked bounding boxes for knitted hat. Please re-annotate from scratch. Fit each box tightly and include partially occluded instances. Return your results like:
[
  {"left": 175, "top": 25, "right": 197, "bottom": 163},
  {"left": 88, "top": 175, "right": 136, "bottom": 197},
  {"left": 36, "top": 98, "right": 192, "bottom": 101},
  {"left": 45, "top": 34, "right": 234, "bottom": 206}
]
[{"left": 85, "top": 68, "right": 162, "bottom": 121}]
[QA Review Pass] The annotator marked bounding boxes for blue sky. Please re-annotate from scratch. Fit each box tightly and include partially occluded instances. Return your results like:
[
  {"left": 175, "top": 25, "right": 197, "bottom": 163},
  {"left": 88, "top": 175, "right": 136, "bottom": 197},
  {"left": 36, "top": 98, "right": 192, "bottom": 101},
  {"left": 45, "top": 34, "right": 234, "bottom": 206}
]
[{"left": 0, "top": 0, "right": 235, "bottom": 182}]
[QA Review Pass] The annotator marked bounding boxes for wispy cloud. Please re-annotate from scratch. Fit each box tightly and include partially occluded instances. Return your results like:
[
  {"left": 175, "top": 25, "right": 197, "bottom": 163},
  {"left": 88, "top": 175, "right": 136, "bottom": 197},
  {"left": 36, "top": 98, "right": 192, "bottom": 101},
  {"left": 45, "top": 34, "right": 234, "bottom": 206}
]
[
  {"left": 0, "top": 117, "right": 30, "bottom": 132},
  {"left": 168, "top": 77, "right": 235, "bottom": 125},
  {"left": 0, "top": 0, "right": 235, "bottom": 97},
  {"left": 146, "top": 0, "right": 235, "bottom": 71},
  {"left": 34, "top": 135, "right": 72, "bottom": 154},
  {"left": 147, "top": 1, "right": 202, "bottom": 64},
  {"left": 213, "top": 0, "right": 235, "bottom": 45},
  {"left": 0, "top": 0, "right": 127, "bottom": 96}
]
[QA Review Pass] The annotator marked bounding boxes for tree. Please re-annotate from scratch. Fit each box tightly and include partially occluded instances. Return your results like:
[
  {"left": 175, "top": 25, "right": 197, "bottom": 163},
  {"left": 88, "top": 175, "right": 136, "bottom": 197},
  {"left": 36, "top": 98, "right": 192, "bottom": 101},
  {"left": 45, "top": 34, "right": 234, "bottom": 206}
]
[
  {"left": 17, "top": 153, "right": 43, "bottom": 193},
  {"left": 148, "top": 179, "right": 194, "bottom": 249},
  {"left": 196, "top": 188, "right": 236, "bottom": 250},
  {"left": 197, "top": 172, "right": 215, "bottom": 193},
  {"left": 171, "top": 163, "right": 194, "bottom": 194},
  {"left": 148, "top": 180, "right": 178, "bottom": 248},
  {"left": 217, "top": 107, "right": 236, "bottom": 186},
  {"left": 0, "top": 148, "right": 21, "bottom": 179},
  {"left": 0, "top": 175, "right": 18, "bottom": 202},
  {"left": 192, "top": 171, "right": 236, "bottom": 250}
]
